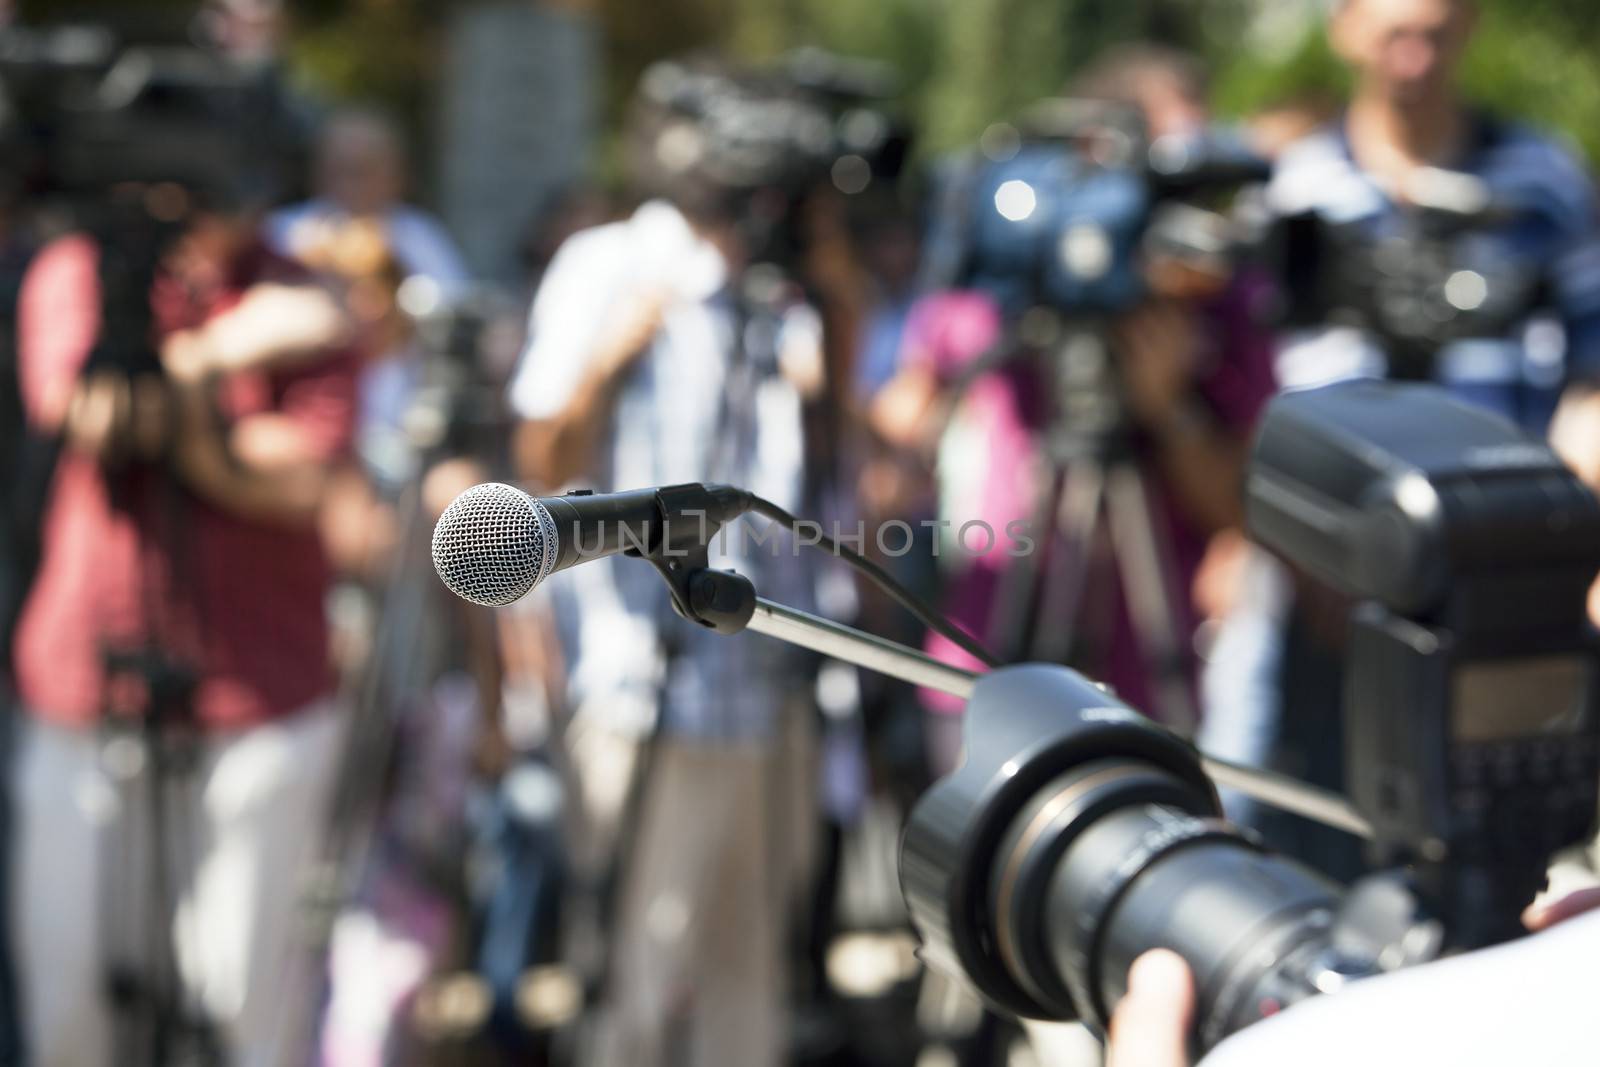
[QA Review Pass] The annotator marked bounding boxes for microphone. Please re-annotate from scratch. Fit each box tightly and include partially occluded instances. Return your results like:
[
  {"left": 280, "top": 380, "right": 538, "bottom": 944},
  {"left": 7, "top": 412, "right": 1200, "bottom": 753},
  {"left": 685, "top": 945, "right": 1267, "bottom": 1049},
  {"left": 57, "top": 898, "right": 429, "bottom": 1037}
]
[{"left": 431, "top": 482, "right": 755, "bottom": 607}]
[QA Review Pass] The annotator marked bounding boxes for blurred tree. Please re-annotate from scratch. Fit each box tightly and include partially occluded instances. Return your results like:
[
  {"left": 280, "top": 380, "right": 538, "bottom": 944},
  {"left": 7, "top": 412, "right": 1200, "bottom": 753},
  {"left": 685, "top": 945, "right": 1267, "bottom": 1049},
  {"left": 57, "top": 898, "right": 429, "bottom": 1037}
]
[
  {"left": 1210, "top": 0, "right": 1600, "bottom": 162},
  {"left": 15, "top": 0, "right": 1600, "bottom": 169},
  {"left": 291, "top": 0, "right": 437, "bottom": 117}
]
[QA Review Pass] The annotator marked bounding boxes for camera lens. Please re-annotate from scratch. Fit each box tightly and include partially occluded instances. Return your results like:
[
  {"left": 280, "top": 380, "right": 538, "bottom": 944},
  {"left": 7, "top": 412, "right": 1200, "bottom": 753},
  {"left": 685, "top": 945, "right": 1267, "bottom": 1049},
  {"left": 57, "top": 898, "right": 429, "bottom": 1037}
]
[
  {"left": 901, "top": 665, "right": 1349, "bottom": 1055},
  {"left": 985, "top": 759, "right": 1207, "bottom": 1016},
  {"left": 985, "top": 759, "right": 1343, "bottom": 1053}
]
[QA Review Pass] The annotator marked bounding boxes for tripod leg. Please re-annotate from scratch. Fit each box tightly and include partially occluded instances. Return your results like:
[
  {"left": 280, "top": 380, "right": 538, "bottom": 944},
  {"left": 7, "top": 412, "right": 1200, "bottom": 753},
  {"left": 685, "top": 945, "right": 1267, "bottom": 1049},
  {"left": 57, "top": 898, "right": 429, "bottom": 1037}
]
[
  {"left": 988, "top": 467, "right": 1064, "bottom": 661},
  {"left": 282, "top": 480, "right": 439, "bottom": 1065},
  {"left": 1028, "top": 459, "right": 1106, "bottom": 665},
  {"left": 1104, "top": 466, "right": 1198, "bottom": 735}
]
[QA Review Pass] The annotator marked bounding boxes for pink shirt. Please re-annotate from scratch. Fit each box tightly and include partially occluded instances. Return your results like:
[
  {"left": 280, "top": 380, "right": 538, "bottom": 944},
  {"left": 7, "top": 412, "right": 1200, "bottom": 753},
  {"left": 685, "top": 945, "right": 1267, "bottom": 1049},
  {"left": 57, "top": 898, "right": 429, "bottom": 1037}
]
[
  {"left": 13, "top": 235, "right": 356, "bottom": 731},
  {"left": 905, "top": 286, "right": 1276, "bottom": 722}
]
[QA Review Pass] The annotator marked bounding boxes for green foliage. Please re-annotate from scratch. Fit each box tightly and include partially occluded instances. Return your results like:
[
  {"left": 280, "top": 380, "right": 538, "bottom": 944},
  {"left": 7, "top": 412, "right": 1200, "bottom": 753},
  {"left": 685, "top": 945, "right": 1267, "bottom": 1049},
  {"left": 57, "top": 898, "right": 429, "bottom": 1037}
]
[
  {"left": 1208, "top": 21, "right": 1350, "bottom": 121},
  {"left": 21, "top": 0, "right": 1600, "bottom": 167},
  {"left": 1460, "top": 1, "right": 1600, "bottom": 162},
  {"left": 290, "top": 3, "right": 438, "bottom": 116},
  {"left": 1209, "top": 0, "right": 1600, "bottom": 165}
]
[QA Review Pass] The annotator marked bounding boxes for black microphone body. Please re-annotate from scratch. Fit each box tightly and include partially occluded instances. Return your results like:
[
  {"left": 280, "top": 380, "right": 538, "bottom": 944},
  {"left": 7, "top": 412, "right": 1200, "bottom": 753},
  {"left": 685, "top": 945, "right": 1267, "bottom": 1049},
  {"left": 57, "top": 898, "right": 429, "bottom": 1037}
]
[
  {"left": 432, "top": 481, "right": 755, "bottom": 607},
  {"left": 540, "top": 483, "right": 754, "bottom": 573}
]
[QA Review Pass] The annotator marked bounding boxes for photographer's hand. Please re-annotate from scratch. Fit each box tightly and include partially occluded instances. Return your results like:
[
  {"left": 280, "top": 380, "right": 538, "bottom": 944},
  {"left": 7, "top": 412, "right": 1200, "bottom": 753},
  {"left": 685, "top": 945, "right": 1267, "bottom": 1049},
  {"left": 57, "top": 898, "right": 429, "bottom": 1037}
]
[
  {"left": 161, "top": 329, "right": 343, "bottom": 526},
  {"left": 61, "top": 369, "right": 170, "bottom": 464},
  {"left": 1097, "top": 889, "right": 1600, "bottom": 1067},
  {"left": 1548, "top": 386, "right": 1600, "bottom": 626},
  {"left": 1524, "top": 885, "right": 1600, "bottom": 932},
  {"left": 62, "top": 371, "right": 131, "bottom": 461},
  {"left": 201, "top": 283, "right": 352, "bottom": 375},
  {"left": 593, "top": 287, "right": 668, "bottom": 381},
  {"left": 1107, "top": 949, "right": 1195, "bottom": 1067}
]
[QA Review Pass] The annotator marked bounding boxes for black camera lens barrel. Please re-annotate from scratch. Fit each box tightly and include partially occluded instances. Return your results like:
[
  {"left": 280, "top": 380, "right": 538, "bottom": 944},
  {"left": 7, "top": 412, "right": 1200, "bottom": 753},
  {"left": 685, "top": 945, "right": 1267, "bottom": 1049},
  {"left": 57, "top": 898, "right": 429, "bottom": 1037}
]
[
  {"left": 902, "top": 664, "right": 1351, "bottom": 1056},
  {"left": 1043, "top": 802, "right": 1342, "bottom": 1051},
  {"left": 979, "top": 756, "right": 1344, "bottom": 1054},
  {"left": 900, "top": 665, "right": 1221, "bottom": 1020},
  {"left": 985, "top": 759, "right": 1209, "bottom": 1017}
]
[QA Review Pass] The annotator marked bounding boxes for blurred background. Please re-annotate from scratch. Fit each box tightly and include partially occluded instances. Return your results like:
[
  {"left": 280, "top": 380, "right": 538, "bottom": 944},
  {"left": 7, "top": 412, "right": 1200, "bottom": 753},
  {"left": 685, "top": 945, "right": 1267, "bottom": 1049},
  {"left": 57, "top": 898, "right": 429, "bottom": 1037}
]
[
  {"left": 3, "top": 1, "right": 1600, "bottom": 1066},
  {"left": 20, "top": 0, "right": 1600, "bottom": 274}
]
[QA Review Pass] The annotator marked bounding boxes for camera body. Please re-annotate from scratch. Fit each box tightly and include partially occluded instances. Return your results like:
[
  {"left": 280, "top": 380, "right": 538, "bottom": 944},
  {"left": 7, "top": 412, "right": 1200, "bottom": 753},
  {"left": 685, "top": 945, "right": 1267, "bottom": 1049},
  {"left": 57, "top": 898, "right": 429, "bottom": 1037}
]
[
  {"left": 0, "top": 24, "right": 301, "bottom": 208},
  {"left": 635, "top": 50, "right": 907, "bottom": 274},
  {"left": 0, "top": 23, "right": 309, "bottom": 460},
  {"left": 390, "top": 280, "right": 521, "bottom": 478},
  {"left": 1250, "top": 380, "right": 1600, "bottom": 944},
  {"left": 901, "top": 381, "right": 1600, "bottom": 1054},
  {"left": 1267, "top": 171, "right": 1546, "bottom": 379},
  {"left": 944, "top": 100, "right": 1267, "bottom": 316}
]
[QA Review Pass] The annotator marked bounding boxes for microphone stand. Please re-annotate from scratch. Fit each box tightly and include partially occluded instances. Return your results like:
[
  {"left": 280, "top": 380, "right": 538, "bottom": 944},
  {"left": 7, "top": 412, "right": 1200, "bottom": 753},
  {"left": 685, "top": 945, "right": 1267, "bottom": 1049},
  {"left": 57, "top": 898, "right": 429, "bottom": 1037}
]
[{"left": 676, "top": 567, "right": 1374, "bottom": 842}]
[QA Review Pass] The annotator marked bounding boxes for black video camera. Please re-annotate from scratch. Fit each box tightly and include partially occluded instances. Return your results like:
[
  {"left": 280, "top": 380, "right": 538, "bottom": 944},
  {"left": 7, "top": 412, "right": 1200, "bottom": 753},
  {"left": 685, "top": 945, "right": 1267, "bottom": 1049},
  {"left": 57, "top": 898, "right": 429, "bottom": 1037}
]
[
  {"left": 1266, "top": 168, "right": 1546, "bottom": 380},
  {"left": 0, "top": 22, "right": 301, "bottom": 212},
  {"left": 900, "top": 381, "right": 1600, "bottom": 1055},
  {"left": 633, "top": 50, "right": 909, "bottom": 282},
  {"left": 0, "top": 21, "right": 306, "bottom": 438},
  {"left": 388, "top": 279, "right": 521, "bottom": 482},
  {"left": 637, "top": 48, "right": 907, "bottom": 203}
]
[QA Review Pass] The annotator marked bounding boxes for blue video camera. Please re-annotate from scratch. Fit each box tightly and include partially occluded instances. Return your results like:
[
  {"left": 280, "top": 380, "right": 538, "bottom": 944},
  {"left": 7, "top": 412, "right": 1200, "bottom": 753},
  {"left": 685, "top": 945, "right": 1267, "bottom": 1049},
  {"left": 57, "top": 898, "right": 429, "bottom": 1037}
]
[{"left": 930, "top": 101, "right": 1268, "bottom": 316}]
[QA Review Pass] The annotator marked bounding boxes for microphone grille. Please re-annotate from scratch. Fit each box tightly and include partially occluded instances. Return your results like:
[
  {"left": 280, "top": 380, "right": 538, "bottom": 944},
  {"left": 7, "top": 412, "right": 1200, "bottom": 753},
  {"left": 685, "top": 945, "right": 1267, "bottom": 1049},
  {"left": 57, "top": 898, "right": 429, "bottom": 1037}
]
[{"left": 432, "top": 482, "right": 560, "bottom": 606}]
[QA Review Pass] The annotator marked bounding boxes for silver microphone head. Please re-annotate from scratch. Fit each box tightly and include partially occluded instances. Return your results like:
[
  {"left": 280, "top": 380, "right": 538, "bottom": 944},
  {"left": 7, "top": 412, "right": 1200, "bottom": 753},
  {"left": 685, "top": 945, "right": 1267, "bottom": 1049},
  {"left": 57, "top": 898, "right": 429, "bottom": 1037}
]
[{"left": 432, "top": 482, "right": 560, "bottom": 606}]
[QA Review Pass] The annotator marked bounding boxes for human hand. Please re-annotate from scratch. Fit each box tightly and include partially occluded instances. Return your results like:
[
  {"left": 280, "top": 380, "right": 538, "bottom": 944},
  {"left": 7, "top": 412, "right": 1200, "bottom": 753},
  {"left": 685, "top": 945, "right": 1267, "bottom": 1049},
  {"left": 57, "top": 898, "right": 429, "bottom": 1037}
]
[
  {"left": 423, "top": 457, "right": 488, "bottom": 521},
  {"left": 1100, "top": 886, "right": 1600, "bottom": 1067},
  {"left": 1547, "top": 388, "right": 1600, "bottom": 626},
  {"left": 160, "top": 328, "right": 216, "bottom": 386},
  {"left": 868, "top": 365, "right": 944, "bottom": 456},
  {"left": 1106, "top": 949, "right": 1195, "bottom": 1067},
  {"left": 858, "top": 451, "right": 930, "bottom": 521},
  {"left": 62, "top": 370, "right": 132, "bottom": 460},
  {"left": 1192, "top": 527, "right": 1251, "bottom": 623},
  {"left": 1523, "top": 885, "right": 1600, "bottom": 932},
  {"left": 779, "top": 308, "right": 827, "bottom": 400},
  {"left": 63, "top": 367, "right": 171, "bottom": 463},
  {"left": 1117, "top": 300, "right": 1199, "bottom": 428},
  {"left": 201, "top": 283, "right": 351, "bottom": 375}
]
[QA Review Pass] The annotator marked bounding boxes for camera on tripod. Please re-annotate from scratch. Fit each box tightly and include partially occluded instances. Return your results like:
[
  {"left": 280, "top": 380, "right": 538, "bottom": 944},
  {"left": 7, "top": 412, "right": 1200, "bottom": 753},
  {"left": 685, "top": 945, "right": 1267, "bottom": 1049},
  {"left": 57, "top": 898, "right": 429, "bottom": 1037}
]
[
  {"left": 639, "top": 48, "right": 906, "bottom": 202},
  {"left": 0, "top": 21, "right": 303, "bottom": 458},
  {"left": 0, "top": 22, "right": 300, "bottom": 213},
  {"left": 939, "top": 99, "right": 1267, "bottom": 318},
  {"left": 391, "top": 279, "right": 520, "bottom": 467},
  {"left": 922, "top": 103, "right": 1273, "bottom": 707},
  {"left": 900, "top": 380, "right": 1600, "bottom": 1056},
  {"left": 1267, "top": 167, "right": 1546, "bottom": 379},
  {"left": 634, "top": 49, "right": 908, "bottom": 283}
]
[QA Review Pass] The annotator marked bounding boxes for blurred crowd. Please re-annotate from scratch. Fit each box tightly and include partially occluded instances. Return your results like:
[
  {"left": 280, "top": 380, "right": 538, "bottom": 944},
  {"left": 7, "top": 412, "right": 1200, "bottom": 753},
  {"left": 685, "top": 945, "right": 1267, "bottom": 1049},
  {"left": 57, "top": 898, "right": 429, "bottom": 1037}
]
[{"left": 1, "top": 1, "right": 1599, "bottom": 1066}]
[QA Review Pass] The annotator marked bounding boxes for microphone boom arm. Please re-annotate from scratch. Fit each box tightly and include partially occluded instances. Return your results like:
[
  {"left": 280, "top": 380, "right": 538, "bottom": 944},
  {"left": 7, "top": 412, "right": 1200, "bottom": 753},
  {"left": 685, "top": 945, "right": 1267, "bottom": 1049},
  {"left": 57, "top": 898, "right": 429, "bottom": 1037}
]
[{"left": 689, "top": 571, "right": 1375, "bottom": 840}]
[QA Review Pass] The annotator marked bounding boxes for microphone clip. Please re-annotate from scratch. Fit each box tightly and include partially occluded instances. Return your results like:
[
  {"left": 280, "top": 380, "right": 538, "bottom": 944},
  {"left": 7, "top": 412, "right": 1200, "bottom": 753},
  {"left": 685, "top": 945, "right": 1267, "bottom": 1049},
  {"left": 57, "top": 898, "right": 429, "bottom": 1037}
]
[{"left": 644, "top": 484, "right": 758, "bottom": 635}]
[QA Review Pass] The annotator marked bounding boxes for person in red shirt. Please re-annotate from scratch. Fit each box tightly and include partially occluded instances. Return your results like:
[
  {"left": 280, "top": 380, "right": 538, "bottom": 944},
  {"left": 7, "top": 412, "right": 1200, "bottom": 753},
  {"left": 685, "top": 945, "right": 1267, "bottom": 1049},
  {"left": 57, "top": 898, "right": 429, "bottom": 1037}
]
[{"left": 8, "top": 187, "right": 357, "bottom": 1067}]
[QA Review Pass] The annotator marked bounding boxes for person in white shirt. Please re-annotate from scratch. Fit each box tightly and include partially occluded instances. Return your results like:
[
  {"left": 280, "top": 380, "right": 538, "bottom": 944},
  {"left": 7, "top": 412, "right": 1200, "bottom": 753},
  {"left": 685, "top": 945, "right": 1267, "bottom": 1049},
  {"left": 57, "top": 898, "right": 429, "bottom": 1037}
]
[
  {"left": 506, "top": 61, "right": 823, "bottom": 1067},
  {"left": 1105, "top": 885, "right": 1600, "bottom": 1067}
]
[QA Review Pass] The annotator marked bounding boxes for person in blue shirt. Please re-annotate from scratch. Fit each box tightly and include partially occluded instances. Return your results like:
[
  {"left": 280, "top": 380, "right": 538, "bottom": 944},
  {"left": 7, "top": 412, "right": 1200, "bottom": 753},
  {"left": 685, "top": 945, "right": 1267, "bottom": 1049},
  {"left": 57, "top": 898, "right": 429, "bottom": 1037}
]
[
  {"left": 267, "top": 107, "right": 471, "bottom": 291},
  {"left": 1265, "top": 0, "right": 1600, "bottom": 432},
  {"left": 1201, "top": 0, "right": 1600, "bottom": 880}
]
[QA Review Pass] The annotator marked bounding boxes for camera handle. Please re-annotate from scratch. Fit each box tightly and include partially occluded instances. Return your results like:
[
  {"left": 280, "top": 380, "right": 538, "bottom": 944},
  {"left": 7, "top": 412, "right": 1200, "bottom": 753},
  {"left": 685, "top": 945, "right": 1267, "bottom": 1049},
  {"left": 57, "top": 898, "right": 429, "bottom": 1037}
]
[{"left": 680, "top": 567, "right": 1375, "bottom": 840}]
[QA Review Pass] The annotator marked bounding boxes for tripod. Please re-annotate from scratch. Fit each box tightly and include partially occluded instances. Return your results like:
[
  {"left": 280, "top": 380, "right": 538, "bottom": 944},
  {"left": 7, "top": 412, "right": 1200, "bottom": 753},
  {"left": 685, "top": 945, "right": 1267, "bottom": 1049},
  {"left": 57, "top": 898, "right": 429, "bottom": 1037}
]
[
  {"left": 99, "top": 650, "right": 224, "bottom": 1067},
  {"left": 983, "top": 312, "right": 1197, "bottom": 733},
  {"left": 289, "top": 293, "right": 570, "bottom": 1063}
]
